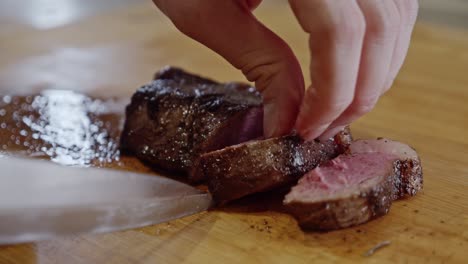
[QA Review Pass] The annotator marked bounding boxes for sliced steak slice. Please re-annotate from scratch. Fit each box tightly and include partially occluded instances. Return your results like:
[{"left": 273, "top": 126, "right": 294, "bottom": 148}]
[
  {"left": 120, "top": 67, "right": 263, "bottom": 179},
  {"left": 199, "top": 128, "right": 353, "bottom": 204},
  {"left": 284, "top": 138, "right": 423, "bottom": 230}
]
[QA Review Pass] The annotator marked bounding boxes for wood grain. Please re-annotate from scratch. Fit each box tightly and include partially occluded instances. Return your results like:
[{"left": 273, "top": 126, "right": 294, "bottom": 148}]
[{"left": 0, "top": 1, "right": 467, "bottom": 263}]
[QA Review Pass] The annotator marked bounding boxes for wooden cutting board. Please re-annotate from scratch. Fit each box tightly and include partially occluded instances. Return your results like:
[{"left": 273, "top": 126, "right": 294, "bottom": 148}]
[{"left": 0, "top": 2, "right": 467, "bottom": 263}]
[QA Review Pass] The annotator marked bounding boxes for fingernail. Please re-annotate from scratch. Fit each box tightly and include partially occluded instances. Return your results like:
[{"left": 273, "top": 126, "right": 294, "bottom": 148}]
[
  {"left": 299, "top": 124, "right": 329, "bottom": 142},
  {"left": 318, "top": 126, "right": 345, "bottom": 142}
]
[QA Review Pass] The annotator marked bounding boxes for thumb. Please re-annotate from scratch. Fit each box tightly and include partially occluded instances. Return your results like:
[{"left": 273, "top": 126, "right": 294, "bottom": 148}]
[{"left": 154, "top": 0, "right": 304, "bottom": 137}]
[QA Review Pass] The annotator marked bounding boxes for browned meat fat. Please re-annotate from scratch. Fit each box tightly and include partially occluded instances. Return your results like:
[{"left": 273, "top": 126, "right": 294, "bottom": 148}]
[
  {"left": 199, "top": 128, "right": 353, "bottom": 204},
  {"left": 120, "top": 67, "right": 263, "bottom": 180},
  {"left": 284, "top": 138, "right": 423, "bottom": 230}
]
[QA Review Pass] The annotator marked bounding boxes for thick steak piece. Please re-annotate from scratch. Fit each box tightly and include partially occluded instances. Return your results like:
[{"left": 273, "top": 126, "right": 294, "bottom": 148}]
[
  {"left": 198, "top": 128, "right": 353, "bottom": 204},
  {"left": 120, "top": 67, "right": 263, "bottom": 179},
  {"left": 284, "top": 138, "right": 423, "bottom": 230}
]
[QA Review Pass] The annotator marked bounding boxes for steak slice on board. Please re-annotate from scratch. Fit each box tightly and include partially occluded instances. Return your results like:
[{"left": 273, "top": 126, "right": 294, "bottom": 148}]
[
  {"left": 284, "top": 138, "right": 423, "bottom": 230},
  {"left": 199, "top": 128, "right": 353, "bottom": 204}
]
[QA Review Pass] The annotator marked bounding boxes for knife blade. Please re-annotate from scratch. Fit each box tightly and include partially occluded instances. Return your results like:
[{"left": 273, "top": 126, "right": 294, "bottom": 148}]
[{"left": 0, "top": 157, "right": 212, "bottom": 245}]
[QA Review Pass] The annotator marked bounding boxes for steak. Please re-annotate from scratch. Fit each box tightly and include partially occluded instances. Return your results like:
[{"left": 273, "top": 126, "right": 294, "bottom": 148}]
[
  {"left": 120, "top": 67, "right": 263, "bottom": 180},
  {"left": 198, "top": 127, "right": 353, "bottom": 204},
  {"left": 120, "top": 68, "right": 423, "bottom": 231},
  {"left": 284, "top": 138, "right": 423, "bottom": 230}
]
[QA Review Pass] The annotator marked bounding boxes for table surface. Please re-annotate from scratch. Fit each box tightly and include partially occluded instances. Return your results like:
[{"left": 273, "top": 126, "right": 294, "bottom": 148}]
[{"left": 0, "top": 1, "right": 467, "bottom": 263}]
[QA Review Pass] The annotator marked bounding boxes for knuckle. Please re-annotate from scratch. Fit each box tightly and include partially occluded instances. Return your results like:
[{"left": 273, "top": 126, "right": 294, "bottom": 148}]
[
  {"left": 369, "top": 13, "right": 400, "bottom": 39},
  {"left": 361, "top": 2, "right": 401, "bottom": 41},
  {"left": 304, "top": 2, "right": 366, "bottom": 42},
  {"left": 240, "top": 54, "right": 282, "bottom": 90},
  {"left": 239, "top": 45, "right": 297, "bottom": 92},
  {"left": 330, "top": 10, "right": 366, "bottom": 42},
  {"left": 383, "top": 15, "right": 401, "bottom": 34},
  {"left": 333, "top": 20, "right": 366, "bottom": 42}
]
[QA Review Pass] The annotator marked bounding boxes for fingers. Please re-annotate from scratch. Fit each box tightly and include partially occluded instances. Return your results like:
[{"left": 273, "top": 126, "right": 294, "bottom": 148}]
[
  {"left": 290, "top": 0, "right": 365, "bottom": 140},
  {"left": 384, "top": 0, "right": 419, "bottom": 91},
  {"left": 291, "top": 0, "right": 418, "bottom": 141},
  {"left": 153, "top": 0, "right": 304, "bottom": 137},
  {"left": 328, "top": 0, "right": 400, "bottom": 129},
  {"left": 318, "top": 125, "right": 346, "bottom": 142}
]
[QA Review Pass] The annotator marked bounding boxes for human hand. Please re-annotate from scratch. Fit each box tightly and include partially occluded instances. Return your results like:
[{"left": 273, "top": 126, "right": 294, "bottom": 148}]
[{"left": 152, "top": 0, "right": 418, "bottom": 140}]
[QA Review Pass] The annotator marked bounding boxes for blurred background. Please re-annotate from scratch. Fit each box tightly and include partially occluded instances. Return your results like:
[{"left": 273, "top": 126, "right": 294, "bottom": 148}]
[
  {"left": 1, "top": 0, "right": 468, "bottom": 30},
  {"left": 1, "top": 0, "right": 467, "bottom": 96}
]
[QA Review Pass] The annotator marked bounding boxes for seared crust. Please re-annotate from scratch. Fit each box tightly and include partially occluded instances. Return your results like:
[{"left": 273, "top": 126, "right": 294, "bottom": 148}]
[
  {"left": 201, "top": 130, "right": 353, "bottom": 204},
  {"left": 120, "top": 67, "right": 263, "bottom": 176},
  {"left": 393, "top": 157, "right": 423, "bottom": 199},
  {"left": 153, "top": 66, "right": 218, "bottom": 85},
  {"left": 333, "top": 126, "right": 353, "bottom": 153}
]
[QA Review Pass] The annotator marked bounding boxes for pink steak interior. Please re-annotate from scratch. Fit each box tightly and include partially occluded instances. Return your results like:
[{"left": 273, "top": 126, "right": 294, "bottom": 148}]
[{"left": 284, "top": 152, "right": 398, "bottom": 203}]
